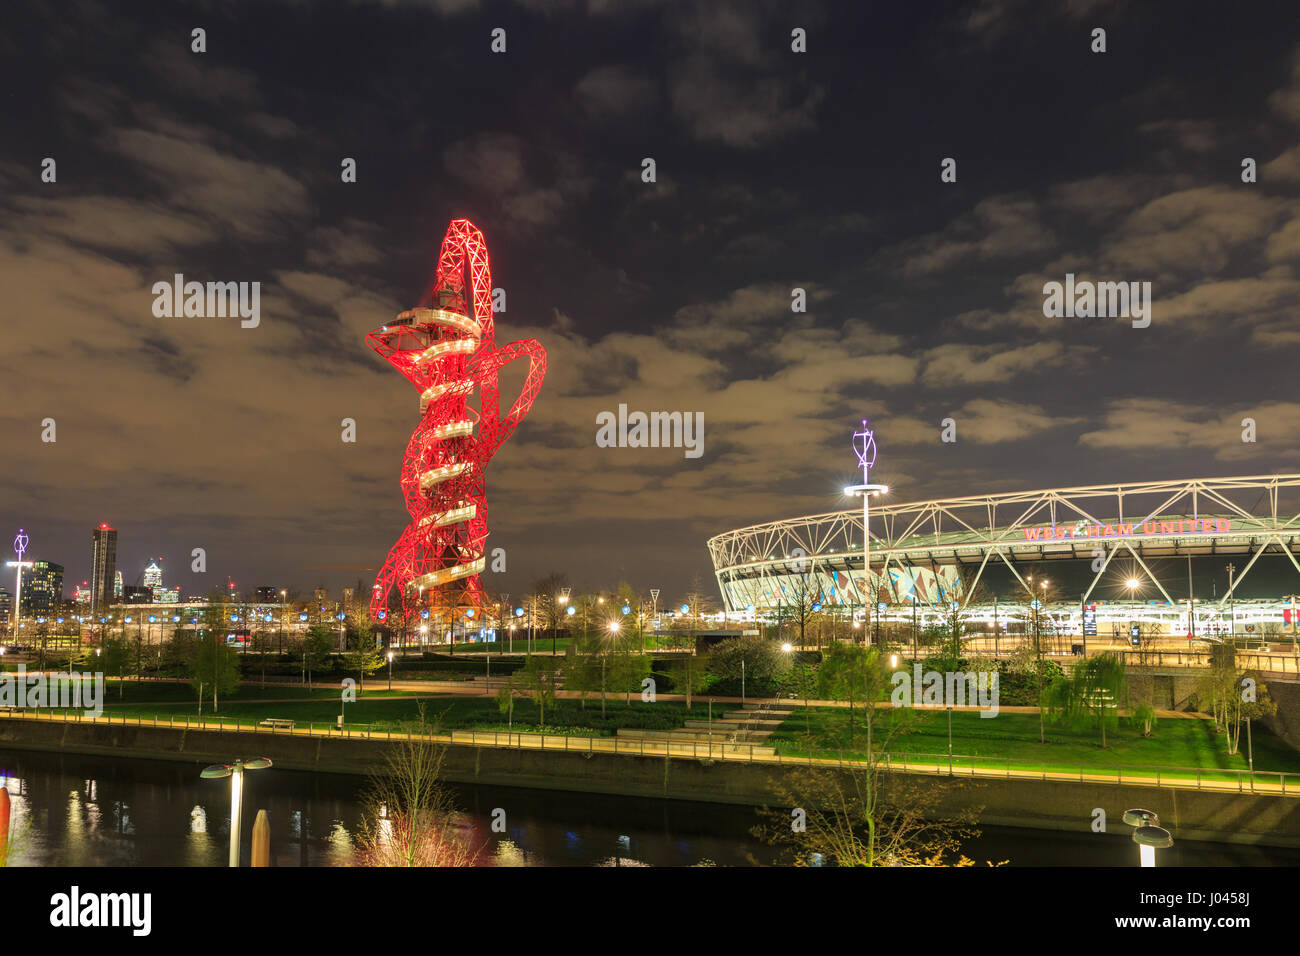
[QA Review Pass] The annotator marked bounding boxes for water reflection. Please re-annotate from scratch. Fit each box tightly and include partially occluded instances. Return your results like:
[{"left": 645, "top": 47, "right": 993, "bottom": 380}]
[{"left": 2, "top": 748, "right": 1298, "bottom": 867}]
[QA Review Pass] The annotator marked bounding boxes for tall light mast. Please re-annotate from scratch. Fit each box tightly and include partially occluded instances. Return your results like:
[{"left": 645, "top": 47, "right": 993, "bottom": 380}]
[{"left": 844, "top": 421, "right": 888, "bottom": 643}]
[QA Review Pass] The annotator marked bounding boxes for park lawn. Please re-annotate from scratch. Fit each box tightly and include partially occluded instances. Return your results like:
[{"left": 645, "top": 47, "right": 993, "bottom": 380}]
[
  {"left": 47, "top": 682, "right": 695, "bottom": 737},
  {"left": 770, "top": 707, "right": 1300, "bottom": 777}
]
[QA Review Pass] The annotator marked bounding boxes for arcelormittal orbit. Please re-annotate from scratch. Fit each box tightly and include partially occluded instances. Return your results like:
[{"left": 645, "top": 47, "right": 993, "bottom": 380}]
[{"left": 367, "top": 218, "right": 546, "bottom": 625}]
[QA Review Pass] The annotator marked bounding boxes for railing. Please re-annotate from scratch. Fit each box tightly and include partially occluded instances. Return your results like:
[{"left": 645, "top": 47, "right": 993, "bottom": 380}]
[{"left": 1, "top": 707, "right": 1293, "bottom": 796}]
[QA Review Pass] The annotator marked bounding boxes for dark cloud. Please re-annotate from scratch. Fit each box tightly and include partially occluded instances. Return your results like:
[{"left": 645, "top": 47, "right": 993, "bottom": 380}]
[{"left": 3, "top": 0, "right": 1300, "bottom": 604}]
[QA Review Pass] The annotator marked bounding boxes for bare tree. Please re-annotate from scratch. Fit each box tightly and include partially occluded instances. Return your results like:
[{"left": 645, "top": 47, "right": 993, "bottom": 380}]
[{"left": 354, "top": 709, "right": 478, "bottom": 867}]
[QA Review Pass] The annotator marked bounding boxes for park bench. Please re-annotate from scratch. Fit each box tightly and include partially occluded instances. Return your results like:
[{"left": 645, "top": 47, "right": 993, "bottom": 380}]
[{"left": 259, "top": 718, "right": 295, "bottom": 730}]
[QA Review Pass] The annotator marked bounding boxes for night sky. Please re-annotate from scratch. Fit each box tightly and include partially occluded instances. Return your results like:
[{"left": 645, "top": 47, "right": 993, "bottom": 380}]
[{"left": 2, "top": 0, "right": 1299, "bottom": 603}]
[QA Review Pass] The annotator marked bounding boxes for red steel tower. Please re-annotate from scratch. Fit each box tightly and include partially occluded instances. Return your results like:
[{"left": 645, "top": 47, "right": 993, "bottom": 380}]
[{"left": 367, "top": 218, "right": 546, "bottom": 626}]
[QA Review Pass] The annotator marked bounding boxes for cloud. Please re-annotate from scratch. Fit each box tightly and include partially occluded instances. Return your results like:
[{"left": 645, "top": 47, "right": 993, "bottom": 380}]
[
  {"left": 1079, "top": 399, "right": 1300, "bottom": 462},
  {"left": 887, "top": 196, "right": 1055, "bottom": 278},
  {"left": 668, "top": 55, "right": 823, "bottom": 148},
  {"left": 574, "top": 65, "right": 658, "bottom": 119},
  {"left": 919, "top": 342, "right": 1092, "bottom": 386}
]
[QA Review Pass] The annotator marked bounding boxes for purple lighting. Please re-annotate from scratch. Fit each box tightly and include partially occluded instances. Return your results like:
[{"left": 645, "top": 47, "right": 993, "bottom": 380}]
[{"left": 852, "top": 419, "right": 877, "bottom": 484}]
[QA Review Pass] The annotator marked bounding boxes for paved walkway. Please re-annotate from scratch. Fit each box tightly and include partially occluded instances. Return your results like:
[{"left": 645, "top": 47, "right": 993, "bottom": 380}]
[{"left": 0, "top": 707, "right": 1286, "bottom": 798}]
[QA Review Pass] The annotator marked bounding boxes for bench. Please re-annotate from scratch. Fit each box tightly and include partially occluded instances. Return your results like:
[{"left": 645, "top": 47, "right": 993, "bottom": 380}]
[{"left": 259, "top": 718, "right": 295, "bottom": 730}]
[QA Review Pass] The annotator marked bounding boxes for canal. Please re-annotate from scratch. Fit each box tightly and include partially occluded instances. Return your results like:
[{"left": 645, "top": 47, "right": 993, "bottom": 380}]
[{"left": 1, "top": 748, "right": 1296, "bottom": 866}]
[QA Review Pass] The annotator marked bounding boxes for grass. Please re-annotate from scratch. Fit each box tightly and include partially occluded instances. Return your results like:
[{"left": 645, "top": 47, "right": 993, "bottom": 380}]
[
  {"left": 30, "top": 679, "right": 1300, "bottom": 779},
  {"left": 769, "top": 706, "right": 1300, "bottom": 777},
  {"left": 41, "top": 679, "right": 695, "bottom": 736}
]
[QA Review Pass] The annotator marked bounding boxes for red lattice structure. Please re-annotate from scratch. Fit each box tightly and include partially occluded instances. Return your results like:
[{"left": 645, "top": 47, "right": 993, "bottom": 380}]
[{"left": 367, "top": 218, "right": 546, "bottom": 626}]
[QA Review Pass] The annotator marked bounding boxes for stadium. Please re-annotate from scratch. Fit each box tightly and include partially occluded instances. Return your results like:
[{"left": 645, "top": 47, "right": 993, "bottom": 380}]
[{"left": 707, "top": 475, "right": 1300, "bottom": 645}]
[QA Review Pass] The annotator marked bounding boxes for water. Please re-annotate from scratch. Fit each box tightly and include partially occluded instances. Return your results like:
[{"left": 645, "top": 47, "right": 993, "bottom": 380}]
[{"left": 2, "top": 748, "right": 1297, "bottom": 866}]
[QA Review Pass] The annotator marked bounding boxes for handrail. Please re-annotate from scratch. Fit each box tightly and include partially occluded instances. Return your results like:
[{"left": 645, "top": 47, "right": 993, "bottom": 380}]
[{"left": 0, "top": 706, "right": 1289, "bottom": 795}]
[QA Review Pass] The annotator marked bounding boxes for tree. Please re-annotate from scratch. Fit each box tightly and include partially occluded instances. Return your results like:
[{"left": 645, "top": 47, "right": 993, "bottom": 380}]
[
  {"left": 520, "top": 655, "right": 562, "bottom": 727},
  {"left": 710, "top": 635, "right": 791, "bottom": 699},
  {"left": 753, "top": 760, "right": 984, "bottom": 866},
  {"left": 188, "top": 634, "right": 239, "bottom": 713},
  {"left": 1131, "top": 702, "right": 1157, "bottom": 737},
  {"left": 616, "top": 580, "right": 645, "bottom": 651},
  {"left": 345, "top": 619, "right": 384, "bottom": 690},
  {"left": 99, "top": 635, "right": 132, "bottom": 699},
  {"left": 530, "top": 571, "right": 569, "bottom": 654},
  {"left": 784, "top": 659, "right": 819, "bottom": 737},
  {"left": 816, "top": 644, "right": 891, "bottom": 758},
  {"left": 303, "top": 625, "right": 334, "bottom": 686},
  {"left": 608, "top": 643, "right": 652, "bottom": 705},
  {"left": 354, "top": 708, "right": 477, "bottom": 866},
  {"left": 663, "top": 647, "right": 710, "bottom": 711},
  {"left": 565, "top": 629, "right": 614, "bottom": 713},
  {"left": 1201, "top": 646, "right": 1279, "bottom": 755},
  {"left": 1044, "top": 652, "right": 1127, "bottom": 748},
  {"left": 753, "top": 649, "right": 979, "bottom": 867},
  {"left": 678, "top": 576, "right": 717, "bottom": 650},
  {"left": 496, "top": 679, "right": 516, "bottom": 730},
  {"left": 783, "top": 562, "right": 820, "bottom": 648}
]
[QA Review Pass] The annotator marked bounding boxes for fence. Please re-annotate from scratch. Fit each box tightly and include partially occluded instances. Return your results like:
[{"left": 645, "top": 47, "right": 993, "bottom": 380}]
[{"left": 1, "top": 707, "right": 1293, "bottom": 797}]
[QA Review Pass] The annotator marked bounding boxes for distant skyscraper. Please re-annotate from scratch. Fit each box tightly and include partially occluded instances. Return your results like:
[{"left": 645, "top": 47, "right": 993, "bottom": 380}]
[
  {"left": 0, "top": 588, "right": 11, "bottom": 625},
  {"left": 122, "top": 585, "right": 151, "bottom": 605},
  {"left": 143, "top": 560, "right": 163, "bottom": 590},
  {"left": 73, "top": 581, "right": 91, "bottom": 604},
  {"left": 20, "top": 561, "right": 64, "bottom": 618},
  {"left": 114, "top": 570, "right": 123, "bottom": 600},
  {"left": 91, "top": 523, "right": 117, "bottom": 614}
]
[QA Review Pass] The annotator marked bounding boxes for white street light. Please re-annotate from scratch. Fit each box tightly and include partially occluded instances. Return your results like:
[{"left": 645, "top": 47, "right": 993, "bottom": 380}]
[
  {"left": 1123, "top": 808, "right": 1172, "bottom": 866},
  {"left": 201, "top": 757, "right": 272, "bottom": 867}
]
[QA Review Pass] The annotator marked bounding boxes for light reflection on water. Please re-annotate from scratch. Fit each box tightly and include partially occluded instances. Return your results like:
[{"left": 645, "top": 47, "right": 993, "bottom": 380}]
[
  {"left": 5, "top": 748, "right": 1300, "bottom": 866},
  {"left": 0, "top": 749, "right": 775, "bottom": 867}
]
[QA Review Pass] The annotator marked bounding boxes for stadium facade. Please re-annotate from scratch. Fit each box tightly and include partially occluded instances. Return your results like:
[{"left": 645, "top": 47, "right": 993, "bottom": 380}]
[{"left": 707, "top": 475, "right": 1300, "bottom": 641}]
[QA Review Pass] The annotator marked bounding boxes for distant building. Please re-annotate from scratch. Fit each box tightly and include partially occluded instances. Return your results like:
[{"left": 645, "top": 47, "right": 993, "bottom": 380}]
[
  {"left": 0, "top": 588, "right": 11, "bottom": 624},
  {"left": 255, "top": 586, "right": 278, "bottom": 604},
  {"left": 153, "top": 588, "right": 180, "bottom": 604},
  {"left": 91, "top": 524, "right": 117, "bottom": 614},
  {"left": 73, "top": 581, "right": 92, "bottom": 604},
  {"left": 122, "top": 585, "right": 152, "bottom": 605},
  {"left": 143, "top": 561, "right": 163, "bottom": 590},
  {"left": 20, "top": 561, "right": 64, "bottom": 618},
  {"left": 113, "top": 570, "right": 123, "bottom": 600}
]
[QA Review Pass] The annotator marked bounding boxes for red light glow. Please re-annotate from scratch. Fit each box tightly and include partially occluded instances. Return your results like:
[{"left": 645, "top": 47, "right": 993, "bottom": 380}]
[{"left": 367, "top": 219, "right": 546, "bottom": 624}]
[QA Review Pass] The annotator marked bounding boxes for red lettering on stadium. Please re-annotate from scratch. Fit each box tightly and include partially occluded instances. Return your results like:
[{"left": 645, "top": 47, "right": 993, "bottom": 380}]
[{"left": 1022, "top": 518, "right": 1232, "bottom": 541}]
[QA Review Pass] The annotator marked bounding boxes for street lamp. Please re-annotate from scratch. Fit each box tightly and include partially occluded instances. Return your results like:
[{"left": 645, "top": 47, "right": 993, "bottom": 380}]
[
  {"left": 387, "top": 650, "right": 394, "bottom": 691},
  {"left": 1123, "top": 808, "right": 1173, "bottom": 866},
  {"left": 844, "top": 419, "right": 887, "bottom": 646},
  {"left": 7, "top": 529, "right": 32, "bottom": 639},
  {"left": 200, "top": 756, "right": 272, "bottom": 867}
]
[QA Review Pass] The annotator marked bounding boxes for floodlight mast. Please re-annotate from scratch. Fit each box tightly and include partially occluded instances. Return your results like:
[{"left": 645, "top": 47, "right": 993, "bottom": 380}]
[{"left": 843, "top": 420, "right": 888, "bottom": 642}]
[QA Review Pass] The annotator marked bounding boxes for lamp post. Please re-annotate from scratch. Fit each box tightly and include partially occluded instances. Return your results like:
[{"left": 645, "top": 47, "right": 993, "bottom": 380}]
[
  {"left": 200, "top": 757, "right": 272, "bottom": 867},
  {"left": 844, "top": 420, "right": 887, "bottom": 647},
  {"left": 556, "top": 588, "right": 571, "bottom": 655},
  {"left": 6, "top": 529, "right": 32, "bottom": 639},
  {"left": 1123, "top": 808, "right": 1173, "bottom": 866},
  {"left": 387, "top": 650, "right": 394, "bottom": 691}
]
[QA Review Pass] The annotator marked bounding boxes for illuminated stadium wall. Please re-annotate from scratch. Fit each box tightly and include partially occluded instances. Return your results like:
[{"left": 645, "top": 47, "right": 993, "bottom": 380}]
[{"left": 707, "top": 476, "right": 1300, "bottom": 637}]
